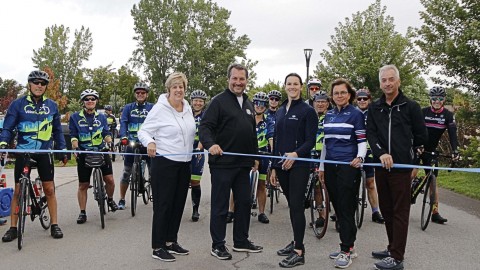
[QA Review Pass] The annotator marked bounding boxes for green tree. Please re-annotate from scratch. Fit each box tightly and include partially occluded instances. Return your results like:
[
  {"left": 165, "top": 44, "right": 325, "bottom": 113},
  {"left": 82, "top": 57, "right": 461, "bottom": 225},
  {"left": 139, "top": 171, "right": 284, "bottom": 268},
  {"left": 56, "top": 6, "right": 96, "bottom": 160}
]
[
  {"left": 0, "top": 77, "right": 23, "bottom": 112},
  {"left": 131, "top": 0, "right": 256, "bottom": 97},
  {"left": 314, "top": 0, "right": 424, "bottom": 98},
  {"left": 249, "top": 80, "right": 285, "bottom": 102},
  {"left": 416, "top": 0, "right": 480, "bottom": 93},
  {"left": 32, "top": 24, "right": 93, "bottom": 94},
  {"left": 84, "top": 65, "right": 117, "bottom": 109},
  {"left": 115, "top": 65, "right": 141, "bottom": 113}
]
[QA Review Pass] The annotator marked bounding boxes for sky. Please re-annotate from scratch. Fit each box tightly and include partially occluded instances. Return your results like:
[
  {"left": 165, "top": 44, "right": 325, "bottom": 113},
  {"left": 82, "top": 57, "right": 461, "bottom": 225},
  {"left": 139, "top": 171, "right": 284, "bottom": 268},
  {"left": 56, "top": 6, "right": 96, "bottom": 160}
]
[{"left": 0, "top": 0, "right": 426, "bottom": 87}]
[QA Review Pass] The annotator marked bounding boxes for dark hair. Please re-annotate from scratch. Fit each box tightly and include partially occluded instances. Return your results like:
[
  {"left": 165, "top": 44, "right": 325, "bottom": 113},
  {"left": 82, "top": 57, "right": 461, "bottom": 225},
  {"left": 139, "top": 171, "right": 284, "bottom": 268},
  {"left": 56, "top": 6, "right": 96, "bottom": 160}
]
[
  {"left": 227, "top": 63, "right": 249, "bottom": 79},
  {"left": 330, "top": 78, "right": 356, "bottom": 105},
  {"left": 284, "top": 73, "right": 303, "bottom": 85}
]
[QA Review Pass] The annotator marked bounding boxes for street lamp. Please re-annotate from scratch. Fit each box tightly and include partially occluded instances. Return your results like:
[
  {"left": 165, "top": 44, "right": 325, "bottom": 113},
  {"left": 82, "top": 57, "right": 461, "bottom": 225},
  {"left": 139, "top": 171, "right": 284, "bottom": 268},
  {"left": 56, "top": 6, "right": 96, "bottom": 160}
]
[{"left": 304, "top": 48, "right": 313, "bottom": 99}]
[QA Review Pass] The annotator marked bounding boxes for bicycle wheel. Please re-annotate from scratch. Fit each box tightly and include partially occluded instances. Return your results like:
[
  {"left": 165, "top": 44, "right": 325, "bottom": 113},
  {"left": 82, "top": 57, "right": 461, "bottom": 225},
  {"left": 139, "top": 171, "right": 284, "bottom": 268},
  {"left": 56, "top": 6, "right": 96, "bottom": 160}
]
[
  {"left": 355, "top": 170, "right": 366, "bottom": 229},
  {"left": 317, "top": 181, "right": 329, "bottom": 239},
  {"left": 249, "top": 171, "right": 259, "bottom": 217},
  {"left": 131, "top": 162, "right": 138, "bottom": 217},
  {"left": 309, "top": 177, "right": 319, "bottom": 235},
  {"left": 421, "top": 174, "right": 435, "bottom": 231},
  {"left": 142, "top": 175, "right": 151, "bottom": 205},
  {"left": 268, "top": 184, "right": 274, "bottom": 214},
  {"left": 39, "top": 196, "right": 51, "bottom": 230},
  {"left": 17, "top": 178, "right": 28, "bottom": 250},
  {"left": 94, "top": 169, "right": 106, "bottom": 229}
]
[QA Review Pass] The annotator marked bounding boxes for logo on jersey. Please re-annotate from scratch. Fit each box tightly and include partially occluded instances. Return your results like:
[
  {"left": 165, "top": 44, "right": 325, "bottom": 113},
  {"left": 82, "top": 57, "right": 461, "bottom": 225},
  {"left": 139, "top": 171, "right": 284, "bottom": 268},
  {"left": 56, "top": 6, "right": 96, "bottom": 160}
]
[
  {"left": 23, "top": 103, "right": 51, "bottom": 115},
  {"left": 131, "top": 108, "right": 149, "bottom": 118}
]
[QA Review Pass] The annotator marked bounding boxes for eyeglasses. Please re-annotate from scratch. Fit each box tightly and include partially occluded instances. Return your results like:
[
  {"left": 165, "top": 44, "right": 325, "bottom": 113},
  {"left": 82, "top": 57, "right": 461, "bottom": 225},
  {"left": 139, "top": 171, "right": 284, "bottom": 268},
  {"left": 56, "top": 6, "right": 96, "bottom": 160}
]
[
  {"left": 254, "top": 101, "right": 267, "bottom": 107},
  {"left": 83, "top": 97, "right": 97, "bottom": 102},
  {"left": 430, "top": 96, "right": 445, "bottom": 102},
  {"left": 31, "top": 80, "right": 47, "bottom": 86},
  {"left": 269, "top": 97, "right": 280, "bottom": 101},
  {"left": 333, "top": 91, "right": 349, "bottom": 96},
  {"left": 135, "top": 91, "right": 147, "bottom": 95},
  {"left": 309, "top": 86, "right": 320, "bottom": 91},
  {"left": 357, "top": 97, "right": 369, "bottom": 102}
]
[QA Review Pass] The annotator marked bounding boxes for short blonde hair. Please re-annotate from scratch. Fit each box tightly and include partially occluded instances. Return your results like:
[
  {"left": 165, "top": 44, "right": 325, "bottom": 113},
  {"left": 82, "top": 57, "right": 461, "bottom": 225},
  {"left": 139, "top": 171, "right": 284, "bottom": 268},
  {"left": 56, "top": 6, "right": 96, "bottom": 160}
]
[{"left": 165, "top": 72, "right": 188, "bottom": 92}]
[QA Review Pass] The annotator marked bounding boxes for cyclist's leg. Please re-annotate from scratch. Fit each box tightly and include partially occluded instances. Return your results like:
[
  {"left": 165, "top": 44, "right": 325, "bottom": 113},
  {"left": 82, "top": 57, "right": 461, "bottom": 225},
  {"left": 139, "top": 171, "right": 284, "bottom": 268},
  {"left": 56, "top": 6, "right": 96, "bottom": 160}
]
[
  {"left": 36, "top": 154, "right": 59, "bottom": 225},
  {"left": 119, "top": 146, "right": 134, "bottom": 203},
  {"left": 364, "top": 163, "right": 384, "bottom": 223},
  {"left": 101, "top": 154, "right": 118, "bottom": 211},
  {"left": 257, "top": 158, "right": 268, "bottom": 222},
  {"left": 190, "top": 153, "right": 204, "bottom": 220},
  {"left": 77, "top": 154, "right": 92, "bottom": 211},
  {"left": 8, "top": 156, "right": 25, "bottom": 228}
]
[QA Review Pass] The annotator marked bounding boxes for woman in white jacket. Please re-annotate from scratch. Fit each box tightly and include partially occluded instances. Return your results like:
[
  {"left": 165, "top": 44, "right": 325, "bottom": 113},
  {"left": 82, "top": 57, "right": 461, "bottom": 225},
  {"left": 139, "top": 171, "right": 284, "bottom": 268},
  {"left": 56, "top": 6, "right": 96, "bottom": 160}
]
[{"left": 138, "top": 72, "right": 196, "bottom": 262}]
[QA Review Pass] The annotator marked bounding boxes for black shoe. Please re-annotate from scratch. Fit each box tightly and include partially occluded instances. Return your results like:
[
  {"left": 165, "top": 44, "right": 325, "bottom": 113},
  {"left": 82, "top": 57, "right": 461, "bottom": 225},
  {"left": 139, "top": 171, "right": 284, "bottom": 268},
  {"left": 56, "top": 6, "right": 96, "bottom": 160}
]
[
  {"left": 374, "top": 257, "right": 404, "bottom": 270},
  {"left": 50, "top": 224, "right": 63, "bottom": 239},
  {"left": 372, "top": 249, "right": 391, "bottom": 259},
  {"left": 279, "top": 251, "right": 305, "bottom": 268},
  {"left": 330, "top": 214, "right": 337, "bottom": 221},
  {"left": 77, "top": 213, "right": 87, "bottom": 224},
  {"left": 431, "top": 213, "right": 448, "bottom": 224},
  {"left": 211, "top": 245, "right": 232, "bottom": 260},
  {"left": 372, "top": 211, "right": 385, "bottom": 224},
  {"left": 108, "top": 200, "right": 118, "bottom": 212},
  {"left": 314, "top": 217, "right": 325, "bottom": 228},
  {"left": 258, "top": 213, "right": 270, "bottom": 224},
  {"left": 277, "top": 241, "right": 294, "bottom": 256},
  {"left": 166, "top": 242, "right": 189, "bottom": 255},
  {"left": 252, "top": 201, "right": 257, "bottom": 209},
  {"left": 152, "top": 248, "right": 176, "bottom": 262},
  {"left": 192, "top": 210, "right": 200, "bottom": 222},
  {"left": 1, "top": 227, "right": 17, "bottom": 242},
  {"left": 233, "top": 240, "right": 263, "bottom": 253},
  {"left": 226, "top": 211, "right": 234, "bottom": 223}
]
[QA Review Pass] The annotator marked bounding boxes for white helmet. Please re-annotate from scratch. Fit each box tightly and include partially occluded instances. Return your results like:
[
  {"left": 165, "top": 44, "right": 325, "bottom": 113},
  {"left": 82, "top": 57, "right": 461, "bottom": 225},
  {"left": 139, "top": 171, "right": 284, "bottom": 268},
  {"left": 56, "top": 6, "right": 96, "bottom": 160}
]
[{"left": 80, "top": 89, "right": 99, "bottom": 100}]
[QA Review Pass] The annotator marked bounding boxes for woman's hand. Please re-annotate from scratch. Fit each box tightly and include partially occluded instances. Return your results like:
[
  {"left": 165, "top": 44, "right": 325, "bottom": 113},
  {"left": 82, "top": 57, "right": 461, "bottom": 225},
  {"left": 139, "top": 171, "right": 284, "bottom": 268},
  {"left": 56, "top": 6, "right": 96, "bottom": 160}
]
[
  {"left": 281, "top": 152, "right": 298, "bottom": 170},
  {"left": 147, "top": 142, "right": 157, "bottom": 157},
  {"left": 350, "top": 157, "right": 363, "bottom": 168}
]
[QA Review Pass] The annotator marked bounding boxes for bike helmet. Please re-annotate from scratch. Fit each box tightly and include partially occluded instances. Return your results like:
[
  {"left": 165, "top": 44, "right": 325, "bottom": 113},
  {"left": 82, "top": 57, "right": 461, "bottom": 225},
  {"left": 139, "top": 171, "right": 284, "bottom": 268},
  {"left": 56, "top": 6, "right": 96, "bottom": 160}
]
[
  {"left": 313, "top": 91, "right": 329, "bottom": 101},
  {"left": 190, "top": 89, "right": 208, "bottom": 100},
  {"left": 356, "top": 88, "right": 371, "bottom": 98},
  {"left": 104, "top": 105, "right": 113, "bottom": 111},
  {"left": 253, "top": 92, "right": 268, "bottom": 102},
  {"left": 133, "top": 82, "right": 150, "bottom": 92},
  {"left": 307, "top": 78, "right": 322, "bottom": 88},
  {"left": 429, "top": 86, "right": 446, "bottom": 97},
  {"left": 80, "top": 89, "right": 99, "bottom": 100},
  {"left": 268, "top": 90, "right": 282, "bottom": 99},
  {"left": 28, "top": 70, "right": 50, "bottom": 83}
]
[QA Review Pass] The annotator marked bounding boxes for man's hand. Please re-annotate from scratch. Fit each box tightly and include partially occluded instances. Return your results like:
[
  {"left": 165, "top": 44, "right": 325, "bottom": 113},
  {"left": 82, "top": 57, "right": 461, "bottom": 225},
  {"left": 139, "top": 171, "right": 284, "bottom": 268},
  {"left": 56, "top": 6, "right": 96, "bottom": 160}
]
[
  {"left": 252, "top": 160, "right": 259, "bottom": 172},
  {"left": 72, "top": 140, "right": 79, "bottom": 150},
  {"left": 147, "top": 142, "right": 156, "bottom": 158},
  {"left": 415, "top": 145, "right": 424, "bottom": 156},
  {"left": 379, "top": 154, "right": 394, "bottom": 170},
  {"left": 121, "top": 137, "right": 129, "bottom": 146},
  {"left": 452, "top": 151, "right": 460, "bottom": 162},
  {"left": 105, "top": 136, "right": 112, "bottom": 144},
  {"left": 269, "top": 168, "right": 277, "bottom": 186},
  {"left": 208, "top": 144, "right": 223, "bottom": 156}
]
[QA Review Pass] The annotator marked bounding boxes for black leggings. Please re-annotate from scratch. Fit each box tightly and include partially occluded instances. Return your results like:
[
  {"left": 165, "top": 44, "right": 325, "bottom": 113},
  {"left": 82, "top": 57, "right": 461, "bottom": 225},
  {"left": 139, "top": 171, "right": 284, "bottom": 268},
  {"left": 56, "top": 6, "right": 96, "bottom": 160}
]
[{"left": 277, "top": 166, "right": 310, "bottom": 250}]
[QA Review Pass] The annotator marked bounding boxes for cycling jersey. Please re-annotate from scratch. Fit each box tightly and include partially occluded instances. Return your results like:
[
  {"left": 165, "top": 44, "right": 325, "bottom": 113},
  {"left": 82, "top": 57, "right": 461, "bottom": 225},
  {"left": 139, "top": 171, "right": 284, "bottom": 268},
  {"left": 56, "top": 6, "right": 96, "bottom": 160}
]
[
  {"left": 256, "top": 115, "right": 269, "bottom": 151},
  {"left": 265, "top": 109, "right": 277, "bottom": 129},
  {"left": 422, "top": 107, "right": 458, "bottom": 152},
  {"left": 0, "top": 95, "right": 66, "bottom": 150},
  {"left": 193, "top": 110, "right": 205, "bottom": 149},
  {"left": 69, "top": 110, "right": 111, "bottom": 150},
  {"left": 315, "top": 114, "right": 325, "bottom": 151},
  {"left": 119, "top": 102, "right": 154, "bottom": 142}
]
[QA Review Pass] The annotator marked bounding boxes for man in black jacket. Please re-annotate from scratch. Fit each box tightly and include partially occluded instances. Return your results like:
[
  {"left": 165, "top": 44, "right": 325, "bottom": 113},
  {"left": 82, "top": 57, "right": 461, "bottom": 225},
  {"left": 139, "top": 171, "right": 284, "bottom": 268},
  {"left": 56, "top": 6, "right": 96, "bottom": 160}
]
[
  {"left": 367, "top": 65, "right": 428, "bottom": 270},
  {"left": 199, "top": 63, "right": 262, "bottom": 260}
]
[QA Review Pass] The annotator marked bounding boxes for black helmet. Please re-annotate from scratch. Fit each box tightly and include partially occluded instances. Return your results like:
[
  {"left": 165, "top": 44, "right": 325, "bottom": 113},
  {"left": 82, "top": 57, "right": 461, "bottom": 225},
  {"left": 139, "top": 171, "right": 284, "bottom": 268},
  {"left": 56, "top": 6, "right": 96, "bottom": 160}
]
[
  {"left": 313, "top": 91, "right": 329, "bottom": 101},
  {"left": 104, "top": 105, "right": 113, "bottom": 111},
  {"left": 133, "top": 82, "right": 150, "bottom": 92},
  {"left": 429, "top": 86, "right": 446, "bottom": 97},
  {"left": 28, "top": 70, "right": 49, "bottom": 83}
]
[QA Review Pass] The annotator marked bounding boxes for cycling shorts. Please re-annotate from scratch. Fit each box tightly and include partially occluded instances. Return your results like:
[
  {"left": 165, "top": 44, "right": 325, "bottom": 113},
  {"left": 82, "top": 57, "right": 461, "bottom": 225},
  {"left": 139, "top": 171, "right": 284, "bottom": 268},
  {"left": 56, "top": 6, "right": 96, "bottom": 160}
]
[
  {"left": 14, "top": 153, "right": 54, "bottom": 183},
  {"left": 77, "top": 154, "right": 113, "bottom": 183},
  {"left": 363, "top": 155, "right": 375, "bottom": 178},
  {"left": 191, "top": 153, "right": 205, "bottom": 181}
]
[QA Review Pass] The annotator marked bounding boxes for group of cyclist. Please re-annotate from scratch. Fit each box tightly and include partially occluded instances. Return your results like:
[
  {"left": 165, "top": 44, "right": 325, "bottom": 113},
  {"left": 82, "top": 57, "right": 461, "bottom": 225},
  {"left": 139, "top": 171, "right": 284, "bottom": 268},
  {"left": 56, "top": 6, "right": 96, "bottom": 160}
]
[{"left": 0, "top": 68, "right": 460, "bottom": 269}]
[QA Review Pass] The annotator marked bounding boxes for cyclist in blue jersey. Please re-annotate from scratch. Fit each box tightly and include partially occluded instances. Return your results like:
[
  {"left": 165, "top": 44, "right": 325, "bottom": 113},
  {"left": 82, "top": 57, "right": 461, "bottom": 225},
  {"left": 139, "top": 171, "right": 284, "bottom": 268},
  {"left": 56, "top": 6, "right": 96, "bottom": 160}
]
[
  {"left": 117, "top": 82, "right": 154, "bottom": 210},
  {"left": 306, "top": 78, "right": 322, "bottom": 107},
  {"left": 355, "top": 88, "right": 385, "bottom": 224},
  {"left": 1, "top": 70, "right": 67, "bottom": 241},
  {"left": 266, "top": 90, "right": 282, "bottom": 150},
  {"left": 189, "top": 89, "right": 207, "bottom": 221},
  {"left": 320, "top": 78, "right": 367, "bottom": 269},
  {"left": 70, "top": 89, "right": 118, "bottom": 224},
  {"left": 411, "top": 86, "right": 460, "bottom": 224}
]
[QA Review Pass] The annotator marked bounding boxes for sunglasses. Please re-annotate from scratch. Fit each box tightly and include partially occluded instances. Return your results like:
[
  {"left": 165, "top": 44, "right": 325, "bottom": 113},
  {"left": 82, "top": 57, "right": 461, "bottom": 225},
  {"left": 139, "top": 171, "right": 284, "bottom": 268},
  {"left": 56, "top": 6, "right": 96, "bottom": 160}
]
[
  {"left": 430, "top": 97, "right": 445, "bottom": 102},
  {"left": 135, "top": 91, "right": 147, "bottom": 95},
  {"left": 31, "top": 80, "right": 48, "bottom": 86},
  {"left": 269, "top": 97, "right": 280, "bottom": 101},
  {"left": 83, "top": 97, "right": 97, "bottom": 102},
  {"left": 253, "top": 101, "right": 267, "bottom": 107},
  {"left": 357, "top": 97, "right": 369, "bottom": 102},
  {"left": 309, "top": 86, "right": 320, "bottom": 91}
]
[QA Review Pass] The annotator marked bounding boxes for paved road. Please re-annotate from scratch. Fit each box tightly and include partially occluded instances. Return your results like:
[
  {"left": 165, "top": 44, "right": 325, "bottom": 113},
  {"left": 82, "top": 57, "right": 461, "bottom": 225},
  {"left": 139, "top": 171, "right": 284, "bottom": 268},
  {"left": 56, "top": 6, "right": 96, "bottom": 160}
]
[{"left": 0, "top": 157, "right": 479, "bottom": 269}]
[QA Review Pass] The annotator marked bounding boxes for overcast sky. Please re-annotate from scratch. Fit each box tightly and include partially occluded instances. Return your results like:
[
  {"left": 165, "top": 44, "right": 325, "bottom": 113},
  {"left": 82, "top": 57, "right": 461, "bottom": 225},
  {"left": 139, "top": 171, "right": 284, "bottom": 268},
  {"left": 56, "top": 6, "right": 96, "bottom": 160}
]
[{"left": 0, "top": 0, "right": 426, "bottom": 87}]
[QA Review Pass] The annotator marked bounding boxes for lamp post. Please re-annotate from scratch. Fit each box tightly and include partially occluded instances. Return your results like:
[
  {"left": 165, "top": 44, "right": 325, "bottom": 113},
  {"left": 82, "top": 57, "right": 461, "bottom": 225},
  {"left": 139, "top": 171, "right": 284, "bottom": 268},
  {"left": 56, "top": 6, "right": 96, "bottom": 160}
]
[{"left": 304, "top": 48, "right": 313, "bottom": 99}]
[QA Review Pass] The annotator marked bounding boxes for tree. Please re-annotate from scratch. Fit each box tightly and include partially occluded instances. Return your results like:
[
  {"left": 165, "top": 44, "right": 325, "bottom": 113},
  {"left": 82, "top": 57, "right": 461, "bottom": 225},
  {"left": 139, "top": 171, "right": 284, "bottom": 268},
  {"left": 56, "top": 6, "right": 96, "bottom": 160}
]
[
  {"left": 0, "top": 77, "right": 23, "bottom": 112},
  {"left": 131, "top": 0, "right": 256, "bottom": 97},
  {"left": 84, "top": 65, "right": 117, "bottom": 109},
  {"left": 43, "top": 67, "right": 68, "bottom": 111},
  {"left": 416, "top": 0, "right": 480, "bottom": 94},
  {"left": 115, "top": 65, "right": 141, "bottom": 113},
  {"left": 249, "top": 80, "right": 285, "bottom": 101},
  {"left": 314, "top": 0, "right": 424, "bottom": 98},
  {"left": 32, "top": 24, "right": 93, "bottom": 94}
]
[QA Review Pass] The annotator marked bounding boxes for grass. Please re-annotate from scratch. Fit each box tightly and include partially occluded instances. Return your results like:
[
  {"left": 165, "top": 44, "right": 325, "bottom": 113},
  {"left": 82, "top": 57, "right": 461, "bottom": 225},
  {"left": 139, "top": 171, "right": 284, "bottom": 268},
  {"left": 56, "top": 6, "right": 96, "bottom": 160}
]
[
  {"left": 4, "top": 158, "right": 77, "bottom": 169},
  {"left": 437, "top": 170, "right": 480, "bottom": 200}
]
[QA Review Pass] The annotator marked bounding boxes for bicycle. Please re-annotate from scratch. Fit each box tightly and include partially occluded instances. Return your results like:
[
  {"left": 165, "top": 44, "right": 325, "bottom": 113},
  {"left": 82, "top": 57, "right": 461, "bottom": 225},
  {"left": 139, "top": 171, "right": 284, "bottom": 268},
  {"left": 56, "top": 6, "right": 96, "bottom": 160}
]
[
  {"left": 410, "top": 151, "right": 453, "bottom": 231},
  {"left": 249, "top": 169, "right": 259, "bottom": 217},
  {"left": 266, "top": 167, "right": 282, "bottom": 215},
  {"left": 14, "top": 153, "right": 51, "bottom": 250},
  {"left": 305, "top": 151, "right": 329, "bottom": 239},
  {"left": 129, "top": 141, "right": 151, "bottom": 217},
  {"left": 83, "top": 152, "right": 108, "bottom": 229},
  {"left": 355, "top": 167, "right": 367, "bottom": 229}
]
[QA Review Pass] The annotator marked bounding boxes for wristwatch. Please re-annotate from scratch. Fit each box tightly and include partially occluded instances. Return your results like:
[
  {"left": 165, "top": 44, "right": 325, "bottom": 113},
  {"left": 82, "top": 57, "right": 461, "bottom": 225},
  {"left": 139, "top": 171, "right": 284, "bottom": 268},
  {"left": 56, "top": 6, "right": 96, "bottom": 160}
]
[{"left": 356, "top": 156, "right": 364, "bottom": 163}]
